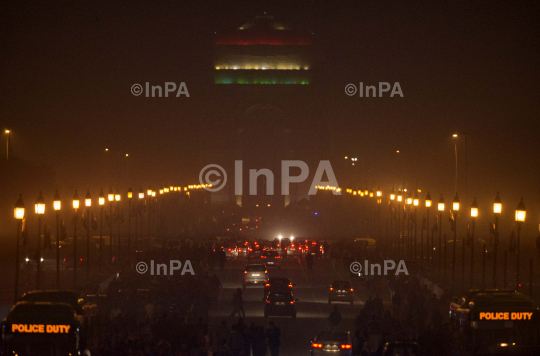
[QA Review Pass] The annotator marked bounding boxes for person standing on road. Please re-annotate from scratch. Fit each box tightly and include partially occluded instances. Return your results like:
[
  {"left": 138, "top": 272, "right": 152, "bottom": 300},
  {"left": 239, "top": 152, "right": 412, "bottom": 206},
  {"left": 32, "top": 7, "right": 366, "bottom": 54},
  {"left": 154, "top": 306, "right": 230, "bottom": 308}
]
[
  {"left": 266, "top": 321, "right": 281, "bottom": 356},
  {"left": 229, "top": 288, "right": 245, "bottom": 318}
]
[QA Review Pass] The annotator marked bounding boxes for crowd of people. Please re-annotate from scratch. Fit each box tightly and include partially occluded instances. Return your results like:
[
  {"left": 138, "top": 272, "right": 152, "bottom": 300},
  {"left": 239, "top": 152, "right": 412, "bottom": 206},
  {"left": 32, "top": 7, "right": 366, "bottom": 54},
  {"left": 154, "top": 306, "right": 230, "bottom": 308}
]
[{"left": 349, "top": 275, "right": 454, "bottom": 355}]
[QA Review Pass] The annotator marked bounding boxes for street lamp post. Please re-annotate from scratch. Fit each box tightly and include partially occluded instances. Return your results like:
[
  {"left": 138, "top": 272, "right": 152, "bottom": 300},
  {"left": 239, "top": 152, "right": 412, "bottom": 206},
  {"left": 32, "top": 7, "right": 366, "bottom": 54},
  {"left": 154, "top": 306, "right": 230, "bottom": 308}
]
[
  {"left": 108, "top": 187, "right": 114, "bottom": 264},
  {"left": 53, "top": 191, "right": 61, "bottom": 289},
  {"left": 98, "top": 190, "right": 105, "bottom": 273},
  {"left": 515, "top": 199, "right": 526, "bottom": 291},
  {"left": 406, "top": 192, "right": 412, "bottom": 259},
  {"left": 5, "top": 129, "right": 11, "bottom": 160},
  {"left": 390, "top": 189, "right": 395, "bottom": 255},
  {"left": 138, "top": 188, "right": 144, "bottom": 252},
  {"left": 84, "top": 190, "right": 91, "bottom": 285},
  {"left": 377, "top": 186, "right": 382, "bottom": 248},
  {"left": 438, "top": 195, "right": 445, "bottom": 277},
  {"left": 127, "top": 188, "right": 132, "bottom": 257},
  {"left": 470, "top": 198, "right": 478, "bottom": 288},
  {"left": 115, "top": 188, "right": 121, "bottom": 259},
  {"left": 72, "top": 191, "right": 79, "bottom": 289},
  {"left": 413, "top": 192, "right": 419, "bottom": 261},
  {"left": 425, "top": 193, "right": 432, "bottom": 266},
  {"left": 493, "top": 192, "right": 502, "bottom": 288},
  {"left": 397, "top": 191, "right": 403, "bottom": 258},
  {"left": 35, "top": 192, "right": 45, "bottom": 289},
  {"left": 147, "top": 187, "right": 152, "bottom": 254},
  {"left": 452, "top": 193, "right": 460, "bottom": 283},
  {"left": 14, "top": 195, "right": 25, "bottom": 302}
]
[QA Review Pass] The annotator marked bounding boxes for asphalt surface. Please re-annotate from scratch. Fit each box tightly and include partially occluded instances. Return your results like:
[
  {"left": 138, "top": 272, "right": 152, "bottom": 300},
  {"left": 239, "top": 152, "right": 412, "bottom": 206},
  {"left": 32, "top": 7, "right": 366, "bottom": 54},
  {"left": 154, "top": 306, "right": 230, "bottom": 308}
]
[{"left": 210, "top": 254, "right": 390, "bottom": 356}]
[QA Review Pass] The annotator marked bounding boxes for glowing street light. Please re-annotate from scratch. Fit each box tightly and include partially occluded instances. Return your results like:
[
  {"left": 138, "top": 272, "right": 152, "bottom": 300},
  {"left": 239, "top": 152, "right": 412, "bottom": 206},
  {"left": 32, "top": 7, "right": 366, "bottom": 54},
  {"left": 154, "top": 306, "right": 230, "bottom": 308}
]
[
  {"left": 406, "top": 192, "right": 412, "bottom": 205},
  {"left": 139, "top": 189, "right": 144, "bottom": 199},
  {"left": 452, "top": 194, "right": 460, "bottom": 211},
  {"left": 376, "top": 186, "right": 382, "bottom": 197},
  {"left": 470, "top": 198, "right": 478, "bottom": 218},
  {"left": 413, "top": 192, "right": 419, "bottom": 207},
  {"left": 493, "top": 192, "right": 502, "bottom": 214},
  {"left": 108, "top": 187, "right": 114, "bottom": 203},
  {"left": 425, "top": 192, "right": 432, "bottom": 208}
]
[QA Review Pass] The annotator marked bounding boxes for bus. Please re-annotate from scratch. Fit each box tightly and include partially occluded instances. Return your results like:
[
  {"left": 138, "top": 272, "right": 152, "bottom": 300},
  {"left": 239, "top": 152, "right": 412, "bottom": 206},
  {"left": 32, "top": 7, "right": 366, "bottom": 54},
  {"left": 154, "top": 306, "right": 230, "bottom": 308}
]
[{"left": 1, "top": 302, "right": 82, "bottom": 355}]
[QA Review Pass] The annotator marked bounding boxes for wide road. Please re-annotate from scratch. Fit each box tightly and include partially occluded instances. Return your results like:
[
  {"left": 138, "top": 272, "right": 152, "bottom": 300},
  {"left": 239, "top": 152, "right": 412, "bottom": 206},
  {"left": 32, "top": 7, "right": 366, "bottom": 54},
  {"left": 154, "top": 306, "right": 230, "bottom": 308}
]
[{"left": 210, "top": 253, "right": 391, "bottom": 356}]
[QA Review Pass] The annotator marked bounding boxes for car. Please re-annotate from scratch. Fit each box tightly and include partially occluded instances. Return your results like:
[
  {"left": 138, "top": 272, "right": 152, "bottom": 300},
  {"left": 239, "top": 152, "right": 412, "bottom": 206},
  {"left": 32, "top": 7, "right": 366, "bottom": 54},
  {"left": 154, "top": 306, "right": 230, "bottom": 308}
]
[
  {"left": 329, "top": 281, "right": 354, "bottom": 305},
  {"left": 261, "top": 250, "right": 281, "bottom": 268},
  {"left": 264, "top": 291, "right": 297, "bottom": 318},
  {"left": 243, "top": 264, "right": 268, "bottom": 289},
  {"left": 248, "top": 246, "right": 264, "bottom": 261},
  {"left": 264, "top": 277, "right": 294, "bottom": 295},
  {"left": 381, "top": 341, "right": 420, "bottom": 356},
  {"left": 311, "top": 331, "right": 353, "bottom": 355}
]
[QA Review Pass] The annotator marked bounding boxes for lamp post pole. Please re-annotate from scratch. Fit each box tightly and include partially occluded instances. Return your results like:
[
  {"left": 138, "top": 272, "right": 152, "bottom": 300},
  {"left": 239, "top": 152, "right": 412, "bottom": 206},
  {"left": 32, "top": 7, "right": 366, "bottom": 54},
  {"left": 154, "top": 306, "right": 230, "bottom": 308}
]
[
  {"left": 127, "top": 189, "right": 132, "bottom": 257},
  {"left": 515, "top": 199, "right": 526, "bottom": 291},
  {"left": 115, "top": 188, "right": 121, "bottom": 260},
  {"left": 73, "top": 191, "right": 79, "bottom": 289},
  {"left": 452, "top": 193, "right": 460, "bottom": 283},
  {"left": 108, "top": 187, "right": 114, "bottom": 265},
  {"left": 14, "top": 195, "right": 25, "bottom": 303},
  {"left": 438, "top": 195, "right": 444, "bottom": 277},
  {"left": 85, "top": 190, "right": 91, "bottom": 285},
  {"left": 493, "top": 193, "right": 501, "bottom": 288},
  {"left": 470, "top": 200, "right": 477, "bottom": 288},
  {"left": 98, "top": 190, "right": 105, "bottom": 273},
  {"left": 53, "top": 191, "right": 61, "bottom": 289},
  {"left": 426, "top": 192, "right": 432, "bottom": 267},
  {"left": 35, "top": 192, "right": 45, "bottom": 290}
]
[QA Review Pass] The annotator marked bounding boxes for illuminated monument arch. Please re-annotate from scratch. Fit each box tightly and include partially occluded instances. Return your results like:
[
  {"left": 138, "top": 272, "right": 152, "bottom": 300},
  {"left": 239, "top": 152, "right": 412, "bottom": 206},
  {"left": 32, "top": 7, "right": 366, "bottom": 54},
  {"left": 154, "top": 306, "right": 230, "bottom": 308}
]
[{"left": 214, "top": 14, "right": 312, "bottom": 85}]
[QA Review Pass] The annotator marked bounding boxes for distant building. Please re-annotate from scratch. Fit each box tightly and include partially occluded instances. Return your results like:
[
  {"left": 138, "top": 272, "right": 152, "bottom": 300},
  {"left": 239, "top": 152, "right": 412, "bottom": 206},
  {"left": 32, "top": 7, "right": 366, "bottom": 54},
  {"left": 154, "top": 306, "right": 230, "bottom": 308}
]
[{"left": 205, "top": 14, "right": 329, "bottom": 208}]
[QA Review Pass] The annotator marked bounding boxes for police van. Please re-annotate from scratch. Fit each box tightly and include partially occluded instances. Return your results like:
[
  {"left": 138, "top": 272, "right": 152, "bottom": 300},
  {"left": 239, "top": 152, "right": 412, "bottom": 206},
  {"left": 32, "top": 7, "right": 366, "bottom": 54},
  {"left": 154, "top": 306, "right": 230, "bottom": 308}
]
[
  {"left": 1, "top": 302, "right": 82, "bottom": 355},
  {"left": 460, "top": 291, "right": 540, "bottom": 354}
]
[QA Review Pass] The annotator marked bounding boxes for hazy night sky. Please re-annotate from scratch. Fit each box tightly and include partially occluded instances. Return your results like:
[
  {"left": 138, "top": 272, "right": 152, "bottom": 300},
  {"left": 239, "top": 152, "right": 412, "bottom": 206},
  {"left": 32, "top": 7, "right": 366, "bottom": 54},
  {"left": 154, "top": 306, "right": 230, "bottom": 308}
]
[{"left": 1, "top": 1, "right": 539, "bottom": 232}]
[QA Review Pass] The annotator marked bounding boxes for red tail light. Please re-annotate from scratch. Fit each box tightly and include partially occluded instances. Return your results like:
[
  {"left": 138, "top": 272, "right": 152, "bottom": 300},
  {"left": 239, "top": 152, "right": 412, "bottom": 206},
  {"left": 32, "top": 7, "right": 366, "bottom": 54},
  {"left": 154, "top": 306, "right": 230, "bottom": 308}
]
[
  {"left": 265, "top": 284, "right": 270, "bottom": 287},
  {"left": 275, "top": 256, "right": 280, "bottom": 259},
  {"left": 350, "top": 288, "right": 354, "bottom": 292},
  {"left": 266, "top": 300, "right": 270, "bottom": 304},
  {"left": 312, "top": 343, "right": 323, "bottom": 348},
  {"left": 244, "top": 271, "right": 247, "bottom": 274},
  {"left": 80, "top": 258, "right": 83, "bottom": 261},
  {"left": 290, "top": 301, "right": 295, "bottom": 304},
  {"left": 228, "top": 248, "right": 232, "bottom": 252},
  {"left": 261, "top": 256, "right": 267, "bottom": 258},
  {"left": 264, "top": 270, "right": 268, "bottom": 274},
  {"left": 63, "top": 258, "right": 66, "bottom": 262},
  {"left": 312, "top": 242, "right": 316, "bottom": 245},
  {"left": 341, "top": 344, "right": 352, "bottom": 349},
  {"left": 288, "top": 284, "right": 293, "bottom": 288},
  {"left": 330, "top": 287, "right": 333, "bottom": 291}
]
